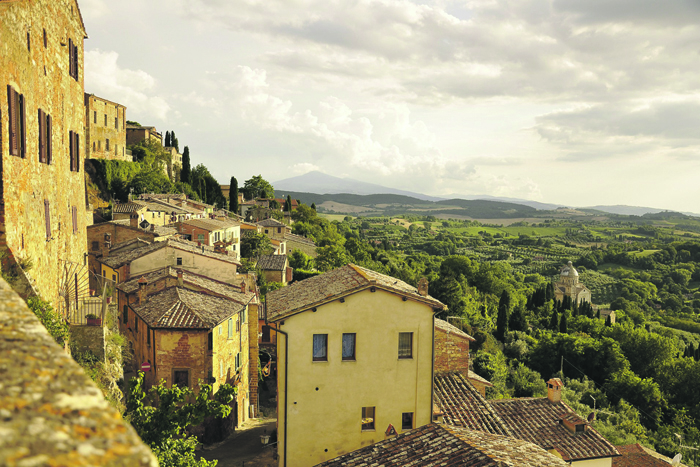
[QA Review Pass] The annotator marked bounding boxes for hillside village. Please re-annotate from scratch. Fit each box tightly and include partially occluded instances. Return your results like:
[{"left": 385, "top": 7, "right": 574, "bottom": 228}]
[{"left": 3, "top": 1, "right": 700, "bottom": 467}]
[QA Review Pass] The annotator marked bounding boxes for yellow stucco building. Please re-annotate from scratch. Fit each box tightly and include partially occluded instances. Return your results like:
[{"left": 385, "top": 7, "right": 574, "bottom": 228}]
[{"left": 266, "top": 265, "right": 446, "bottom": 467}]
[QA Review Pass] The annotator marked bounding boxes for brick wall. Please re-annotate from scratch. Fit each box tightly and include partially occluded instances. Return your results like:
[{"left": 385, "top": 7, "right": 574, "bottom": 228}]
[
  {"left": 1, "top": 0, "right": 89, "bottom": 308},
  {"left": 434, "top": 327, "right": 471, "bottom": 376}
]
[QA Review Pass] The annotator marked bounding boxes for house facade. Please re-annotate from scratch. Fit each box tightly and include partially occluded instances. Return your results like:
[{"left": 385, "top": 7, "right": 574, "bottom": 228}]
[
  {"left": 177, "top": 218, "right": 241, "bottom": 260},
  {"left": 267, "top": 265, "right": 446, "bottom": 467},
  {"left": 0, "top": 0, "right": 89, "bottom": 308},
  {"left": 84, "top": 93, "right": 129, "bottom": 161}
]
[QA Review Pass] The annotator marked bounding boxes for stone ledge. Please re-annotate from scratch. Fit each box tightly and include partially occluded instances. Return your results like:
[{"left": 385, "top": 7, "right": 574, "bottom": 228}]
[{"left": 0, "top": 277, "right": 157, "bottom": 466}]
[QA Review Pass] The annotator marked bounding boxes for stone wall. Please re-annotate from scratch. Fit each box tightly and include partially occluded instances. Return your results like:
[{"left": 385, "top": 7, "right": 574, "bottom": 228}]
[
  {"left": 0, "top": 275, "right": 157, "bottom": 466},
  {"left": 70, "top": 323, "right": 106, "bottom": 360},
  {"left": 84, "top": 94, "right": 129, "bottom": 161},
  {"left": 434, "top": 327, "right": 471, "bottom": 376},
  {"left": 1, "top": 0, "right": 89, "bottom": 309}
]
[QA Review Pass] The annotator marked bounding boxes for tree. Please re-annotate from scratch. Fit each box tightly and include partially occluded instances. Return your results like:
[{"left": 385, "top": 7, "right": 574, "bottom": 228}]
[
  {"left": 171, "top": 130, "right": 179, "bottom": 152},
  {"left": 549, "top": 310, "right": 559, "bottom": 331},
  {"left": 242, "top": 175, "right": 274, "bottom": 200},
  {"left": 240, "top": 232, "right": 273, "bottom": 258},
  {"left": 496, "top": 290, "right": 511, "bottom": 341},
  {"left": 315, "top": 244, "right": 350, "bottom": 272},
  {"left": 284, "top": 195, "right": 292, "bottom": 212},
  {"left": 508, "top": 304, "right": 528, "bottom": 332},
  {"left": 229, "top": 176, "right": 239, "bottom": 214},
  {"left": 311, "top": 202, "right": 317, "bottom": 211},
  {"left": 125, "top": 372, "right": 235, "bottom": 467},
  {"left": 165, "top": 131, "right": 171, "bottom": 147},
  {"left": 559, "top": 310, "right": 568, "bottom": 334},
  {"left": 129, "top": 166, "right": 173, "bottom": 195},
  {"left": 181, "top": 147, "right": 191, "bottom": 184}
]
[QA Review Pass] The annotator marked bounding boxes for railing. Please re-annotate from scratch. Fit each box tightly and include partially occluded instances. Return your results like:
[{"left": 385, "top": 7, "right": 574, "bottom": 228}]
[{"left": 67, "top": 296, "right": 109, "bottom": 325}]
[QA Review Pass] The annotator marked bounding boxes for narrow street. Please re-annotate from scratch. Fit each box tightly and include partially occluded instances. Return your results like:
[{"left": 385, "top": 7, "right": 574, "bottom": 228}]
[{"left": 199, "top": 418, "right": 277, "bottom": 467}]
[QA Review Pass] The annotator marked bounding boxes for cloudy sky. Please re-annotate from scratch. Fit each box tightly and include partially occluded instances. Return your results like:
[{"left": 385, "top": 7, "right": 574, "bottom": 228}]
[{"left": 81, "top": 0, "right": 700, "bottom": 212}]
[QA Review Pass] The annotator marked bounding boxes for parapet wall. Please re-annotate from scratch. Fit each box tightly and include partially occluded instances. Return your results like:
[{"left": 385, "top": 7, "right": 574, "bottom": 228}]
[{"left": 0, "top": 277, "right": 157, "bottom": 466}]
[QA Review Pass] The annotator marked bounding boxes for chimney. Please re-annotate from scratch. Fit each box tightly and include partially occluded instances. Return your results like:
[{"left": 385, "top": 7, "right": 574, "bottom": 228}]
[
  {"left": 138, "top": 277, "right": 148, "bottom": 305},
  {"left": 547, "top": 378, "right": 563, "bottom": 403},
  {"left": 130, "top": 212, "right": 139, "bottom": 228},
  {"left": 417, "top": 277, "right": 429, "bottom": 297},
  {"left": 241, "top": 281, "right": 247, "bottom": 294},
  {"left": 177, "top": 269, "right": 184, "bottom": 287}
]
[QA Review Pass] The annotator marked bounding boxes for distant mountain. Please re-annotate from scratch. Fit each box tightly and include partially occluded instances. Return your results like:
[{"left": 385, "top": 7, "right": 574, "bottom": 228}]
[
  {"left": 273, "top": 171, "right": 444, "bottom": 202},
  {"left": 443, "top": 194, "right": 563, "bottom": 211},
  {"left": 585, "top": 205, "right": 670, "bottom": 216}
]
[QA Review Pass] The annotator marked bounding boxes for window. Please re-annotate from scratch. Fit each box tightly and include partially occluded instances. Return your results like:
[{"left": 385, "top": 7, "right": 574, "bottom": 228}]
[
  {"left": 362, "top": 407, "right": 375, "bottom": 431},
  {"left": 198, "top": 234, "right": 204, "bottom": 242},
  {"left": 115, "top": 117, "right": 118, "bottom": 129},
  {"left": 342, "top": 333, "right": 356, "bottom": 361},
  {"left": 277, "top": 227, "right": 281, "bottom": 234},
  {"left": 68, "top": 38, "right": 78, "bottom": 80},
  {"left": 219, "top": 325, "right": 222, "bottom": 336},
  {"left": 220, "top": 360, "right": 223, "bottom": 378},
  {"left": 402, "top": 412, "right": 414, "bottom": 430},
  {"left": 38, "top": 109, "right": 52, "bottom": 164},
  {"left": 93, "top": 111, "right": 97, "bottom": 124},
  {"left": 92, "top": 241, "right": 99, "bottom": 251},
  {"left": 236, "top": 317, "right": 240, "bottom": 332},
  {"left": 173, "top": 369, "right": 189, "bottom": 388},
  {"left": 235, "top": 352, "right": 241, "bottom": 371},
  {"left": 72, "top": 206, "right": 78, "bottom": 234},
  {"left": 7, "top": 85, "right": 26, "bottom": 158},
  {"left": 43, "top": 29, "right": 47, "bottom": 48},
  {"left": 147, "top": 328, "right": 151, "bottom": 346},
  {"left": 44, "top": 200, "right": 50, "bottom": 240},
  {"left": 123, "top": 305, "right": 128, "bottom": 324},
  {"left": 27, "top": 31, "right": 30, "bottom": 52},
  {"left": 208, "top": 332, "right": 213, "bottom": 351},
  {"left": 134, "top": 316, "right": 138, "bottom": 333},
  {"left": 398, "top": 332, "right": 413, "bottom": 359},
  {"left": 105, "top": 139, "right": 109, "bottom": 151},
  {"left": 313, "top": 334, "right": 327, "bottom": 361},
  {"left": 104, "top": 114, "right": 107, "bottom": 126},
  {"left": 176, "top": 257, "right": 182, "bottom": 266},
  {"left": 228, "top": 318, "right": 233, "bottom": 338},
  {"left": 262, "top": 326, "right": 271, "bottom": 343},
  {"left": 69, "top": 130, "right": 80, "bottom": 172}
]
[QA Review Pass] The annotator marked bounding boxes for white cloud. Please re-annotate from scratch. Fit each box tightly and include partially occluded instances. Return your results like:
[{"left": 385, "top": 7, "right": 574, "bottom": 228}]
[{"left": 84, "top": 50, "right": 171, "bottom": 121}]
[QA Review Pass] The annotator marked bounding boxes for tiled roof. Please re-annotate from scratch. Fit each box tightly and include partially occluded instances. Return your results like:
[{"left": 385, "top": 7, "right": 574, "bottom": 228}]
[
  {"left": 285, "top": 233, "right": 316, "bottom": 247},
  {"left": 614, "top": 444, "right": 684, "bottom": 467},
  {"left": 258, "top": 218, "right": 287, "bottom": 228},
  {"left": 257, "top": 254, "right": 287, "bottom": 271},
  {"left": 133, "top": 287, "right": 244, "bottom": 329},
  {"left": 101, "top": 237, "right": 240, "bottom": 268},
  {"left": 267, "top": 264, "right": 445, "bottom": 321},
  {"left": 112, "top": 202, "right": 147, "bottom": 213},
  {"left": 139, "top": 193, "right": 186, "bottom": 200},
  {"left": 181, "top": 218, "right": 240, "bottom": 232},
  {"left": 117, "top": 267, "right": 257, "bottom": 305},
  {"left": 434, "top": 372, "right": 511, "bottom": 436},
  {"left": 99, "top": 219, "right": 177, "bottom": 237},
  {"left": 435, "top": 318, "right": 475, "bottom": 341},
  {"left": 110, "top": 237, "right": 152, "bottom": 253},
  {"left": 468, "top": 370, "right": 494, "bottom": 387},
  {"left": 490, "top": 397, "right": 620, "bottom": 462},
  {"left": 316, "top": 423, "right": 567, "bottom": 467}
]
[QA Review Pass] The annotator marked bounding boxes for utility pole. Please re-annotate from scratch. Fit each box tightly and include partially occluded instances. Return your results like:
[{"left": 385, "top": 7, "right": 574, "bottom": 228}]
[{"left": 560, "top": 355, "right": 564, "bottom": 378}]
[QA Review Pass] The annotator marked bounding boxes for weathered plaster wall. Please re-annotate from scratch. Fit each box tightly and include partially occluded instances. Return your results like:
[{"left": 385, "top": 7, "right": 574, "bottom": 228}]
[
  {"left": 434, "top": 328, "right": 470, "bottom": 376},
  {"left": 129, "top": 247, "right": 238, "bottom": 283}
]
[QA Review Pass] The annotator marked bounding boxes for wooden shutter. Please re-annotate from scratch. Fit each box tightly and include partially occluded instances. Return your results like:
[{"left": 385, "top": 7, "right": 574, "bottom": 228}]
[
  {"left": 72, "top": 206, "right": 77, "bottom": 233},
  {"left": 7, "top": 86, "right": 18, "bottom": 157},
  {"left": 74, "top": 132, "right": 80, "bottom": 171},
  {"left": 44, "top": 200, "right": 50, "bottom": 240},
  {"left": 68, "top": 39, "right": 73, "bottom": 77},
  {"left": 46, "top": 114, "right": 52, "bottom": 164},
  {"left": 72, "top": 43, "right": 79, "bottom": 80},
  {"left": 69, "top": 131, "right": 74, "bottom": 171},
  {"left": 19, "top": 93, "right": 26, "bottom": 158},
  {"left": 38, "top": 109, "right": 45, "bottom": 163}
]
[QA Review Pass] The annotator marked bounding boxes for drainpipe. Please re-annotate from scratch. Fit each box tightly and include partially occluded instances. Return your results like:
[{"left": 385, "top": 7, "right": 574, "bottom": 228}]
[{"left": 264, "top": 324, "right": 288, "bottom": 467}]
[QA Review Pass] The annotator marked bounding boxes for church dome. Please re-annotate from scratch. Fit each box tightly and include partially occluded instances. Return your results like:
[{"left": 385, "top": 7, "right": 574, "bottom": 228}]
[{"left": 560, "top": 261, "right": 579, "bottom": 277}]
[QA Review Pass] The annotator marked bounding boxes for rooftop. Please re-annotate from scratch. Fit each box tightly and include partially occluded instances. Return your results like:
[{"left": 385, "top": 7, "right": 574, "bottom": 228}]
[
  {"left": 614, "top": 443, "right": 685, "bottom": 467},
  {"left": 117, "top": 267, "right": 257, "bottom": 305},
  {"left": 257, "top": 218, "right": 287, "bottom": 228},
  {"left": 132, "top": 287, "right": 245, "bottom": 329},
  {"left": 435, "top": 318, "right": 475, "bottom": 341},
  {"left": 101, "top": 237, "right": 240, "bottom": 269},
  {"left": 266, "top": 263, "right": 445, "bottom": 321},
  {"left": 316, "top": 423, "right": 567, "bottom": 467},
  {"left": 285, "top": 233, "right": 317, "bottom": 247},
  {"left": 256, "top": 254, "right": 288, "bottom": 271},
  {"left": 181, "top": 218, "right": 240, "bottom": 232}
]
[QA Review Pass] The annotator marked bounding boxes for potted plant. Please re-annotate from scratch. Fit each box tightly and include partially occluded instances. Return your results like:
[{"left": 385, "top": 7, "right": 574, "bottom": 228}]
[{"left": 86, "top": 313, "right": 102, "bottom": 326}]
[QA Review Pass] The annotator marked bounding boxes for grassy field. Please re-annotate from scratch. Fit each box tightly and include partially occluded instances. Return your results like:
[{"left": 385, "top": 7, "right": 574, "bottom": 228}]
[{"left": 631, "top": 249, "right": 660, "bottom": 257}]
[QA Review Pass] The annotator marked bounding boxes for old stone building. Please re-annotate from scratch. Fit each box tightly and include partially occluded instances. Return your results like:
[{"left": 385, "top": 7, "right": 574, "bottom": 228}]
[
  {"left": 84, "top": 93, "right": 129, "bottom": 161},
  {"left": 1, "top": 0, "right": 89, "bottom": 309},
  {"left": 554, "top": 261, "right": 592, "bottom": 305},
  {"left": 116, "top": 267, "right": 259, "bottom": 425},
  {"left": 126, "top": 123, "right": 162, "bottom": 146}
]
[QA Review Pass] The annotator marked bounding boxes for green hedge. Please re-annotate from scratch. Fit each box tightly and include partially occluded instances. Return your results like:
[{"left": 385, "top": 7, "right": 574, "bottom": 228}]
[{"left": 89, "top": 159, "right": 142, "bottom": 200}]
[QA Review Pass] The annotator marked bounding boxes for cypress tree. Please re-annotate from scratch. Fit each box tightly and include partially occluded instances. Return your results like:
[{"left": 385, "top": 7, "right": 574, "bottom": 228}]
[
  {"left": 559, "top": 311, "right": 568, "bottom": 333},
  {"left": 165, "top": 131, "right": 171, "bottom": 147},
  {"left": 596, "top": 308, "right": 601, "bottom": 319},
  {"left": 285, "top": 194, "right": 292, "bottom": 212},
  {"left": 311, "top": 202, "right": 316, "bottom": 211},
  {"left": 181, "top": 147, "right": 191, "bottom": 184},
  {"left": 495, "top": 290, "right": 511, "bottom": 341},
  {"left": 509, "top": 305, "right": 527, "bottom": 332},
  {"left": 549, "top": 310, "right": 559, "bottom": 331},
  {"left": 229, "top": 176, "right": 239, "bottom": 214},
  {"left": 605, "top": 315, "right": 612, "bottom": 327},
  {"left": 545, "top": 283, "right": 554, "bottom": 302}
]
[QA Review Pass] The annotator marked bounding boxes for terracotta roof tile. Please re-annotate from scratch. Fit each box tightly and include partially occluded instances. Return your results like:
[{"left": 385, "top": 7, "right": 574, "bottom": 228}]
[
  {"left": 133, "top": 287, "right": 244, "bottom": 329},
  {"left": 258, "top": 218, "right": 287, "bottom": 228},
  {"left": 101, "top": 237, "right": 240, "bottom": 268},
  {"left": 181, "top": 218, "right": 240, "bottom": 231},
  {"left": 490, "top": 397, "right": 620, "bottom": 462},
  {"left": 435, "top": 372, "right": 511, "bottom": 436},
  {"left": 614, "top": 444, "right": 684, "bottom": 467},
  {"left": 316, "top": 423, "right": 568, "bottom": 466},
  {"left": 267, "top": 264, "right": 445, "bottom": 321},
  {"left": 435, "top": 318, "right": 475, "bottom": 341},
  {"left": 257, "top": 254, "right": 288, "bottom": 271}
]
